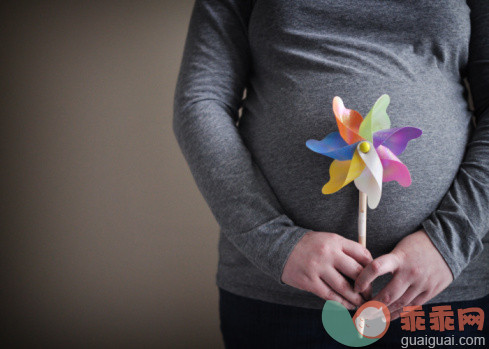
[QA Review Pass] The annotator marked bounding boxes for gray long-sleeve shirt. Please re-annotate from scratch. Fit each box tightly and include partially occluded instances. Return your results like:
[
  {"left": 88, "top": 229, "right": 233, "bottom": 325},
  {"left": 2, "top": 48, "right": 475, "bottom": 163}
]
[{"left": 173, "top": 0, "right": 489, "bottom": 309}]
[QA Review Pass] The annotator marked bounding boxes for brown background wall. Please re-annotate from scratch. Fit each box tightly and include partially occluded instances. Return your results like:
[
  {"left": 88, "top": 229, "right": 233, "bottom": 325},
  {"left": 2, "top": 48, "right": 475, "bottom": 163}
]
[{"left": 1, "top": 1, "right": 224, "bottom": 347}]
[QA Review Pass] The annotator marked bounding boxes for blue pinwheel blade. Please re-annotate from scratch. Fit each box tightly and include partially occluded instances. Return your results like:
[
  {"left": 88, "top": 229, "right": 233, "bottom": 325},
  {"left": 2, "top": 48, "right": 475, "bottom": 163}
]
[{"left": 306, "top": 132, "right": 359, "bottom": 161}]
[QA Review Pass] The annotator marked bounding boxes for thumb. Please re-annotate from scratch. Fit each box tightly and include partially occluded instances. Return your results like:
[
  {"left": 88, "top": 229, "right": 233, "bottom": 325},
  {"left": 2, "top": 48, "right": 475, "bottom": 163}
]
[{"left": 354, "top": 253, "right": 400, "bottom": 293}]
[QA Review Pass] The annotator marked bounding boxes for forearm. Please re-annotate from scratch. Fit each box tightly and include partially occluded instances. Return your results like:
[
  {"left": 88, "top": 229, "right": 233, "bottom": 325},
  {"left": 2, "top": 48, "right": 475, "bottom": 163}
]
[
  {"left": 173, "top": 99, "right": 309, "bottom": 280},
  {"left": 173, "top": 0, "right": 309, "bottom": 282},
  {"left": 421, "top": 0, "right": 489, "bottom": 279}
]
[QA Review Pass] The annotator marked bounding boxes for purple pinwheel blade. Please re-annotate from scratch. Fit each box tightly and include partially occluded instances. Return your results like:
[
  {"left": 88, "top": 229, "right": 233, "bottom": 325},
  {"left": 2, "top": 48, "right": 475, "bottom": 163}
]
[
  {"left": 373, "top": 127, "right": 422, "bottom": 156},
  {"left": 306, "top": 132, "right": 359, "bottom": 161}
]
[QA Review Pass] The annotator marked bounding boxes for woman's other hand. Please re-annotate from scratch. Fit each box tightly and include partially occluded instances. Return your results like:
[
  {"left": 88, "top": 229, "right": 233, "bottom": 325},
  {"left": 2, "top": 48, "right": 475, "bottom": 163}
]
[
  {"left": 282, "top": 231, "right": 373, "bottom": 309},
  {"left": 354, "top": 229, "right": 454, "bottom": 320}
]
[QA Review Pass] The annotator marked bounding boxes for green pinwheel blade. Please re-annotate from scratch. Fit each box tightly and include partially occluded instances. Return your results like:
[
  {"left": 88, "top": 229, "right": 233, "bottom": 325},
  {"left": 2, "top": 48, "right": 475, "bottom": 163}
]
[{"left": 359, "top": 94, "right": 391, "bottom": 142}]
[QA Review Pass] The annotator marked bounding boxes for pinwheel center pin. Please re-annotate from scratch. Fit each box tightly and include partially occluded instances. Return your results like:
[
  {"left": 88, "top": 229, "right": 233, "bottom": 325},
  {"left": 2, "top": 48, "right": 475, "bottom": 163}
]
[
  {"left": 359, "top": 141, "right": 370, "bottom": 153},
  {"left": 306, "top": 94, "right": 422, "bottom": 247}
]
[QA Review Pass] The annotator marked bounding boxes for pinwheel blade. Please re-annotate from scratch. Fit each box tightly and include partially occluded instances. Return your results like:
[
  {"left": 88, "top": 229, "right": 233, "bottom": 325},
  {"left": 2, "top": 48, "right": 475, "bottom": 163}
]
[
  {"left": 373, "top": 127, "right": 422, "bottom": 156},
  {"left": 332, "top": 96, "right": 365, "bottom": 145},
  {"left": 322, "top": 151, "right": 366, "bottom": 194},
  {"left": 354, "top": 143, "right": 383, "bottom": 209},
  {"left": 376, "top": 145, "right": 412, "bottom": 186},
  {"left": 358, "top": 94, "right": 391, "bottom": 143},
  {"left": 306, "top": 132, "right": 359, "bottom": 160}
]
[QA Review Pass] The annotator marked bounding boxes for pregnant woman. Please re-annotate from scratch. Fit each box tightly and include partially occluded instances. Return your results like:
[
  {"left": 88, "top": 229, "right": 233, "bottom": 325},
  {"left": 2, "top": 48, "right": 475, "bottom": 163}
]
[{"left": 173, "top": 1, "right": 489, "bottom": 347}]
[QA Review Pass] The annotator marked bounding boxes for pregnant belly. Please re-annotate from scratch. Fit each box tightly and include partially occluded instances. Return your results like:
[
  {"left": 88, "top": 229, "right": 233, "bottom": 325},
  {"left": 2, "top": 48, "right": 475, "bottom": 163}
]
[{"left": 239, "top": 75, "right": 472, "bottom": 256}]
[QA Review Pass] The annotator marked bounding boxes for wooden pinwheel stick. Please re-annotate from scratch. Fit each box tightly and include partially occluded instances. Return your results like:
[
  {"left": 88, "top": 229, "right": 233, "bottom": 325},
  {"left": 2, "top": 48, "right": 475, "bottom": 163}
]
[{"left": 358, "top": 191, "right": 367, "bottom": 248}]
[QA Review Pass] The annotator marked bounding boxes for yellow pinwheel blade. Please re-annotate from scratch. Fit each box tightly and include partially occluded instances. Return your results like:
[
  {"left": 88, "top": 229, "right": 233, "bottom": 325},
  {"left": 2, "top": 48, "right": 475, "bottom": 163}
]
[{"left": 322, "top": 150, "right": 366, "bottom": 194}]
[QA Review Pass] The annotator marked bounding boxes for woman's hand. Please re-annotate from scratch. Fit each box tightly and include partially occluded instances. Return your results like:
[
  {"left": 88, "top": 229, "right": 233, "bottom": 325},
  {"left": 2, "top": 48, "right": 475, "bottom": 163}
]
[
  {"left": 354, "top": 229, "right": 454, "bottom": 320},
  {"left": 282, "top": 231, "right": 373, "bottom": 309}
]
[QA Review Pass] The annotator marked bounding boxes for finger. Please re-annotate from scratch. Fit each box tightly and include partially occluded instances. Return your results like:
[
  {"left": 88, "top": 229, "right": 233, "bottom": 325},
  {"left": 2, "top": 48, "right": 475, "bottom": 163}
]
[
  {"left": 361, "top": 284, "right": 373, "bottom": 301},
  {"left": 335, "top": 254, "right": 364, "bottom": 280},
  {"left": 373, "top": 274, "right": 410, "bottom": 307},
  {"left": 407, "top": 291, "right": 431, "bottom": 308},
  {"left": 390, "top": 309, "right": 402, "bottom": 321},
  {"left": 321, "top": 268, "right": 364, "bottom": 307},
  {"left": 389, "top": 285, "right": 422, "bottom": 313},
  {"left": 309, "top": 277, "right": 356, "bottom": 310},
  {"left": 341, "top": 239, "right": 372, "bottom": 266},
  {"left": 355, "top": 254, "right": 401, "bottom": 293},
  {"left": 389, "top": 292, "right": 430, "bottom": 322},
  {"left": 390, "top": 290, "right": 430, "bottom": 322}
]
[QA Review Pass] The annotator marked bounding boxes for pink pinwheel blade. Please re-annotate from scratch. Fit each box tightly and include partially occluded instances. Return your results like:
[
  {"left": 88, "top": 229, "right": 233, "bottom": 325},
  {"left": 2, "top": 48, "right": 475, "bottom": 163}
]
[
  {"left": 376, "top": 145, "right": 412, "bottom": 186},
  {"left": 373, "top": 127, "right": 422, "bottom": 156}
]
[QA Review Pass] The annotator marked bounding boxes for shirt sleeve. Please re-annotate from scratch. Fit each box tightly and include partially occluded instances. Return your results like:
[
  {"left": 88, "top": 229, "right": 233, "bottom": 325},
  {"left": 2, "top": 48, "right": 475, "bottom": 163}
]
[
  {"left": 421, "top": 0, "right": 489, "bottom": 279},
  {"left": 172, "top": 0, "right": 309, "bottom": 283}
]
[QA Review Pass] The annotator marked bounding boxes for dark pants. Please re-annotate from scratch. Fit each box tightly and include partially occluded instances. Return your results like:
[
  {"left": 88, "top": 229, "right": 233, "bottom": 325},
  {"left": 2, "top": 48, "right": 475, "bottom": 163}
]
[{"left": 219, "top": 288, "right": 489, "bottom": 349}]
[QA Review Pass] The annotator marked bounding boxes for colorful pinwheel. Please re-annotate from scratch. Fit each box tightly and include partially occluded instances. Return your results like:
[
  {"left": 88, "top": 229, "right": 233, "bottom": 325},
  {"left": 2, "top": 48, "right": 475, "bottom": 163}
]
[
  {"left": 306, "top": 95, "right": 422, "bottom": 209},
  {"left": 306, "top": 95, "right": 422, "bottom": 245}
]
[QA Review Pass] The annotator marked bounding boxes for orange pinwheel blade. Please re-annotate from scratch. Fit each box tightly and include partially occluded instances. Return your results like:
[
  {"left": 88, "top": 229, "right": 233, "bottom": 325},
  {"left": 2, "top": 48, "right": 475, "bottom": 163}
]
[
  {"left": 333, "top": 96, "right": 365, "bottom": 145},
  {"left": 322, "top": 150, "right": 366, "bottom": 194}
]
